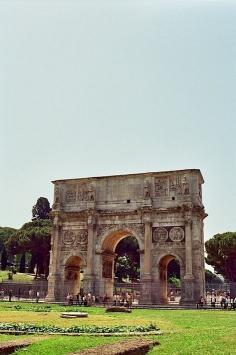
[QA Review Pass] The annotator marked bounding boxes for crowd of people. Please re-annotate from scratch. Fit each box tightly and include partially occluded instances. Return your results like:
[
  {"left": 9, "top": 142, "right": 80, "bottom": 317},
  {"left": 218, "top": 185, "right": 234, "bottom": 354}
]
[
  {"left": 198, "top": 291, "right": 236, "bottom": 310},
  {"left": 66, "top": 292, "right": 134, "bottom": 307},
  {"left": 0, "top": 287, "right": 42, "bottom": 302}
]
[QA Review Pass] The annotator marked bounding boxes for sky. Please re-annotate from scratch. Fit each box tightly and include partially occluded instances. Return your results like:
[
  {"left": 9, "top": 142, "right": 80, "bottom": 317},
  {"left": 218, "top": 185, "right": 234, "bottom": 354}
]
[{"left": 1, "top": 0, "right": 236, "bottom": 247}]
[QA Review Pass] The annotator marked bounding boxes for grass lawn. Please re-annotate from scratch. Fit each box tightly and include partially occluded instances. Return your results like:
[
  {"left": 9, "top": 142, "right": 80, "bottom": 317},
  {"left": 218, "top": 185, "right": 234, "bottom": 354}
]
[
  {"left": 0, "top": 271, "right": 34, "bottom": 282},
  {"left": 0, "top": 302, "right": 235, "bottom": 354}
]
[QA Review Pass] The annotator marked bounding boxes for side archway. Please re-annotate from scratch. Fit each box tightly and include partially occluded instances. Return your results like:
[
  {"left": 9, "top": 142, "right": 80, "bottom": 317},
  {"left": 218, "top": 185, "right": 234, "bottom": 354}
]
[
  {"left": 157, "top": 253, "right": 184, "bottom": 304},
  {"left": 63, "top": 254, "right": 85, "bottom": 299}
]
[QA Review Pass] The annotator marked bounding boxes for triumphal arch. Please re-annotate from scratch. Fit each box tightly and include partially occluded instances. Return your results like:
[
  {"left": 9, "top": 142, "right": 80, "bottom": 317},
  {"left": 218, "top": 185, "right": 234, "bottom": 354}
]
[{"left": 47, "top": 169, "right": 207, "bottom": 305}]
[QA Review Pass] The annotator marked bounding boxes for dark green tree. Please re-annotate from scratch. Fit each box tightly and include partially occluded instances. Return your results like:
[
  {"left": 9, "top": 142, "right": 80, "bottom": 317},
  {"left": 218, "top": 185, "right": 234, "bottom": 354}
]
[
  {"left": 7, "top": 219, "right": 52, "bottom": 279},
  {"left": 167, "top": 259, "right": 180, "bottom": 279},
  {"left": 19, "top": 254, "right": 26, "bottom": 273},
  {"left": 115, "top": 236, "right": 140, "bottom": 282},
  {"left": 1, "top": 246, "right": 8, "bottom": 270},
  {"left": 205, "top": 232, "right": 236, "bottom": 282},
  {"left": 0, "top": 227, "right": 16, "bottom": 253},
  {"left": 32, "top": 197, "right": 51, "bottom": 221}
]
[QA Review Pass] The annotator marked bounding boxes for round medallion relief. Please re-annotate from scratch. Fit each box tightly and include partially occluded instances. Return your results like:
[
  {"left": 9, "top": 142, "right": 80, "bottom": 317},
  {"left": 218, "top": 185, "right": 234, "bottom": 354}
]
[
  {"left": 169, "top": 227, "right": 184, "bottom": 242},
  {"left": 63, "top": 231, "right": 76, "bottom": 245},
  {"left": 153, "top": 227, "right": 168, "bottom": 242}
]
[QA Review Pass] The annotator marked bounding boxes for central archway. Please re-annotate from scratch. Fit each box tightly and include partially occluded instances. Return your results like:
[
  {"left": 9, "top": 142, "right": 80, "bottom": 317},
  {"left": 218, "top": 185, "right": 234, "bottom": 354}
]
[{"left": 101, "top": 229, "right": 141, "bottom": 301}]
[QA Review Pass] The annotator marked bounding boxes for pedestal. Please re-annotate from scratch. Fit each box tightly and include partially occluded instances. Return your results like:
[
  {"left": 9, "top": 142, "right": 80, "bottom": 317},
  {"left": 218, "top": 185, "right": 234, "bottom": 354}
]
[
  {"left": 83, "top": 274, "right": 95, "bottom": 294},
  {"left": 181, "top": 276, "right": 195, "bottom": 305},
  {"left": 46, "top": 273, "right": 63, "bottom": 302},
  {"left": 140, "top": 276, "right": 152, "bottom": 304}
]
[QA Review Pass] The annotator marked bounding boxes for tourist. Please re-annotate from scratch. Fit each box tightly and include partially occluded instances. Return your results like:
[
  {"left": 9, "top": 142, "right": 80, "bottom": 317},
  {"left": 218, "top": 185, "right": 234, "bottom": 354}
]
[
  {"left": 8, "top": 289, "right": 12, "bottom": 302},
  {"left": 17, "top": 288, "right": 21, "bottom": 301},
  {"left": 233, "top": 297, "right": 236, "bottom": 310},
  {"left": 197, "top": 296, "right": 204, "bottom": 309},
  {"left": 36, "top": 290, "right": 40, "bottom": 303},
  {"left": 66, "top": 293, "right": 73, "bottom": 306},
  {"left": 29, "top": 289, "right": 33, "bottom": 300},
  {"left": 220, "top": 295, "right": 226, "bottom": 309},
  {"left": 76, "top": 293, "right": 81, "bottom": 305},
  {"left": 211, "top": 294, "right": 216, "bottom": 308},
  {"left": 0, "top": 289, "right": 4, "bottom": 300},
  {"left": 83, "top": 294, "right": 87, "bottom": 306}
]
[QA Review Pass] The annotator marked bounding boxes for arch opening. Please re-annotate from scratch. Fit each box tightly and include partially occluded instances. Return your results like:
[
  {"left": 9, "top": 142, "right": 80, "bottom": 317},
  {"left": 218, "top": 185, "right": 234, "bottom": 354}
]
[
  {"left": 159, "top": 255, "right": 181, "bottom": 304},
  {"left": 101, "top": 231, "right": 140, "bottom": 302},
  {"left": 64, "top": 256, "right": 83, "bottom": 297}
]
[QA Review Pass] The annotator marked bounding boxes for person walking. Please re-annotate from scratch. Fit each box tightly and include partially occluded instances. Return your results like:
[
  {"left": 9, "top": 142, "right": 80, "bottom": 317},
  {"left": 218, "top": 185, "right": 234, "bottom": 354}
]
[
  {"left": 9, "top": 289, "right": 12, "bottom": 302},
  {"left": 36, "top": 290, "right": 40, "bottom": 303}
]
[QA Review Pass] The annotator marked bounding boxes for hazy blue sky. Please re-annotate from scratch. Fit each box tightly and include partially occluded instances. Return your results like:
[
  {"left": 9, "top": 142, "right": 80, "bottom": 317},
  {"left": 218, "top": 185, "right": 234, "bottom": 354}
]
[{"left": 1, "top": 0, "right": 236, "bottom": 245}]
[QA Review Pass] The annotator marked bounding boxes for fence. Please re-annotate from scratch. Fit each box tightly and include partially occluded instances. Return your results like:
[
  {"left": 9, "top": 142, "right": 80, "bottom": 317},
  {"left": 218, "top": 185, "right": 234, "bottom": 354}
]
[{"left": 0, "top": 280, "right": 48, "bottom": 300}]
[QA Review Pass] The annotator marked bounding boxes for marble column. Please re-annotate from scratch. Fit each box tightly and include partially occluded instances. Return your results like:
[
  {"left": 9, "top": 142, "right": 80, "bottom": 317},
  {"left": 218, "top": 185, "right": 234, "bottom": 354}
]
[
  {"left": 183, "top": 210, "right": 195, "bottom": 304},
  {"left": 83, "top": 212, "right": 96, "bottom": 293},
  {"left": 46, "top": 213, "right": 63, "bottom": 301},
  {"left": 140, "top": 218, "right": 152, "bottom": 304}
]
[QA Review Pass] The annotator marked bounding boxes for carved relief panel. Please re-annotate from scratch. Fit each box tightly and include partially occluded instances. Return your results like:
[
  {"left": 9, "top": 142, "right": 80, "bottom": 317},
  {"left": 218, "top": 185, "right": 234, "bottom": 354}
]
[
  {"left": 65, "top": 185, "right": 77, "bottom": 203},
  {"left": 62, "top": 230, "right": 88, "bottom": 252},
  {"left": 154, "top": 178, "right": 168, "bottom": 197},
  {"left": 169, "top": 175, "right": 190, "bottom": 196},
  {"left": 77, "top": 185, "right": 95, "bottom": 202}
]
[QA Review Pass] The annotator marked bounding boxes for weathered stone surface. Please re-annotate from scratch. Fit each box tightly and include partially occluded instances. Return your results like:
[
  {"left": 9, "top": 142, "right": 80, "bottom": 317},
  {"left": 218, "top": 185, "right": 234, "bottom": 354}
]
[{"left": 47, "top": 170, "right": 207, "bottom": 305}]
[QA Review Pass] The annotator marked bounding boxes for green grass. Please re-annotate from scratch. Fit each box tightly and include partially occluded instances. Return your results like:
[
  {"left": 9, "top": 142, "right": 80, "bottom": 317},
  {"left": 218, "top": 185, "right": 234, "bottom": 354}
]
[
  {"left": 14, "top": 335, "right": 126, "bottom": 355},
  {"left": 0, "top": 302, "right": 235, "bottom": 354},
  {"left": 0, "top": 271, "right": 34, "bottom": 282}
]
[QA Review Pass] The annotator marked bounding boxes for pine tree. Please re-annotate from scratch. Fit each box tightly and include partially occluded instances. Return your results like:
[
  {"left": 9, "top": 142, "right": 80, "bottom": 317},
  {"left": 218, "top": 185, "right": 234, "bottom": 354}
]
[
  {"left": 1, "top": 247, "right": 8, "bottom": 270},
  {"left": 19, "top": 254, "right": 26, "bottom": 273}
]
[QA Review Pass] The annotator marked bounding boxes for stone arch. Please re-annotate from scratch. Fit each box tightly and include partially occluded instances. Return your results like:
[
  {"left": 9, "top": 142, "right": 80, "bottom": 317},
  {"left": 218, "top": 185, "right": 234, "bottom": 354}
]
[
  {"left": 100, "top": 226, "right": 143, "bottom": 252},
  {"left": 99, "top": 227, "right": 142, "bottom": 300},
  {"left": 61, "top": 251, "right": 87, "bottom": 268},
  {"left": 63, "top": 254, "right": 85, "bottom": 298},
  {"left": 157, "top": 252, "right": 184, "bottom": 304}
]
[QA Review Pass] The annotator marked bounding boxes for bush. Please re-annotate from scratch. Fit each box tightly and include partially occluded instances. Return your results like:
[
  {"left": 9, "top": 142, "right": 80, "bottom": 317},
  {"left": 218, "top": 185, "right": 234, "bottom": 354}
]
[{"left": 0, "top": 322, "right": 159, "bottom": 334}]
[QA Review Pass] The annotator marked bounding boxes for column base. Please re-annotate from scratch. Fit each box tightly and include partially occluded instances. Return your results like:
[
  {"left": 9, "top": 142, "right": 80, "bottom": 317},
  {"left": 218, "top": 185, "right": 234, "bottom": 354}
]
[
  {"left": 83, "top": 274, "right": 95, "bottom": 294},
  {"left": 140, "top": 275, "right": 152, "bottom": 304},
  {"left": 46, "top": 273, "right": 64, "bottom": 302},
  {"left": 182, "top": 277, "right": 195, "bottom": 304}
]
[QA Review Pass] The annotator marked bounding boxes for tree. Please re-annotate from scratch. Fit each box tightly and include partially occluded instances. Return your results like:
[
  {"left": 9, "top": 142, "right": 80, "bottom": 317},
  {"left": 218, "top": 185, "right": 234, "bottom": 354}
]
[
  {"left": 1, "top": 246, "right": 8, "bottom": 270},
  {"left": 19, "top": 254, "right": 26, "bottom": 273},
  {"left": 0, "top": 227, "right": 16, "bottom": 253},
  {"left": 168, "top": 259, "right": 180, "bottom": 279},
  {"left": 7, "top": 219, "right": 52, "bottom": 279},
  {"left": 32, "top": 197, "right": 51, "bottom": 221},
  {"left": 115, "top": 236, "right": 140, "bottom": 282},
  {"left": 205, "top": 232, "right": 236, "bottom": 282}
]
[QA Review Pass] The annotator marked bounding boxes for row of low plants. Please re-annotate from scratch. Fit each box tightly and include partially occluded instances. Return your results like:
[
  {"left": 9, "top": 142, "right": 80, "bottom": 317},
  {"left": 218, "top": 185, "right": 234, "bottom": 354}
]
[
  {"left": 0, "top": 302, "right": 90, "bottom": 313},
  {"left": 0, "top": 322, "right": 159, "bottom": 334}
]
